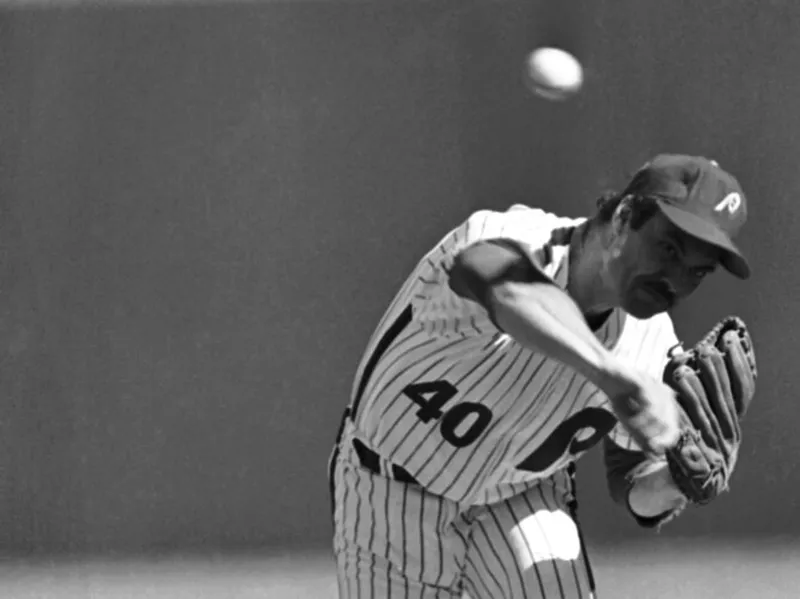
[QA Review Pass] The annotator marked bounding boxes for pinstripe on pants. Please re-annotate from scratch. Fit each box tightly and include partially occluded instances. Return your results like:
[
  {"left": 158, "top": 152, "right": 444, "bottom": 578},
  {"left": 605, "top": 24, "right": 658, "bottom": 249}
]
[{"left": 331, "top": 432, "right": 596, "bottom": 599}]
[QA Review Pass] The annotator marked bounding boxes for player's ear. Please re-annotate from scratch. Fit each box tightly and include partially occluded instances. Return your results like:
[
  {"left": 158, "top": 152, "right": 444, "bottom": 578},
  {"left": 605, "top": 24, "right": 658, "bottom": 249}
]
[{"left": 610, "top": 195, "right": 634, "bottom": 238}]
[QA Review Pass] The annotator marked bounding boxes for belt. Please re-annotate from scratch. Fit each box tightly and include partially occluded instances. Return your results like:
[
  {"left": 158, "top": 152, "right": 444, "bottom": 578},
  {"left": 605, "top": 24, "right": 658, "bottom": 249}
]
[{"left": 352, "top": 439, "right": 420, "bottom": 485}]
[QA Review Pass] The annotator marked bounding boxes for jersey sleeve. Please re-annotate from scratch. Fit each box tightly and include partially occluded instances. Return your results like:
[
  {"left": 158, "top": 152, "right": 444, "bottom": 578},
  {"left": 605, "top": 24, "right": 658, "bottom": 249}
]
[
  {"left": 605, "top": 312, "right": 683, "bottom": 452},
  {"left": 410, "top": 205, "right": 577, "bottom": 338}
]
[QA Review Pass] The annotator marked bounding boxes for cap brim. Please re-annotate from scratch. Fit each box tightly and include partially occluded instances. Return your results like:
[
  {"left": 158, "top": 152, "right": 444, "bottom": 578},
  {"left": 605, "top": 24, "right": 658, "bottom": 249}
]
[{"left": 656, "top": 200, "right": 751, "bottom": 280}]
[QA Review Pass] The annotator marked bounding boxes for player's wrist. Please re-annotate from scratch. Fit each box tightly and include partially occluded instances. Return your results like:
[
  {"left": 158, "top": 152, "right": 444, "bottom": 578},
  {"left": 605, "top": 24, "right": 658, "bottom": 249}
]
[{"left": 591, "top": 358, "right": 642, "bottom": 402}]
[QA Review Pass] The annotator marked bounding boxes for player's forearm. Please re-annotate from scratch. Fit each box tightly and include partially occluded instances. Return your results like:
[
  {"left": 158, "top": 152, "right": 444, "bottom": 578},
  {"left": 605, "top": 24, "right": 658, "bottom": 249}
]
[
  {"left": 449, "top": 240, "right": 636, "bottom": 397},
  {"left": 488, "top": 281, "right": 630, "bottom": 393}
]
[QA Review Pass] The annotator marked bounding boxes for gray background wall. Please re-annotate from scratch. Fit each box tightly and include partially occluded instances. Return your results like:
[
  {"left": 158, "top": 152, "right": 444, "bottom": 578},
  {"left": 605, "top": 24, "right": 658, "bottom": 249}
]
[{"left": 1, "top": 0, "right": 798, "bottom": 556}]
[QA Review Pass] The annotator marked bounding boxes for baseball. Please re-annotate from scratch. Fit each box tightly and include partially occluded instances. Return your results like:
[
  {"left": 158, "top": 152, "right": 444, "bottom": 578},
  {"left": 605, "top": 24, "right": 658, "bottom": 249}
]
[{"left": 524, "top": 47, "right": 583, "bottom": 101}]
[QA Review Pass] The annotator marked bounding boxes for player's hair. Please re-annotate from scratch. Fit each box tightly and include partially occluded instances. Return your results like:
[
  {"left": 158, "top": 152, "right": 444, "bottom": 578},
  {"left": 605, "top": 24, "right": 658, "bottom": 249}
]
[{"left": 594, "top": 192, "right": 658, "bottom": 230}]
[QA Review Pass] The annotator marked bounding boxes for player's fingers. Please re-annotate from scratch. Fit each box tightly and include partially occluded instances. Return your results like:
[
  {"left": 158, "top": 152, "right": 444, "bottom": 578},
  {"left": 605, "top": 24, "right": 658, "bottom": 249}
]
[
  {"left": 653, "top": 419, "right": 681, "bottom": 453},
  {"left": 614, "top": 408, "right": 659, "bottom": 455},
  {"left": 627, "top": 426, "right": 657, "bottom": 455}
]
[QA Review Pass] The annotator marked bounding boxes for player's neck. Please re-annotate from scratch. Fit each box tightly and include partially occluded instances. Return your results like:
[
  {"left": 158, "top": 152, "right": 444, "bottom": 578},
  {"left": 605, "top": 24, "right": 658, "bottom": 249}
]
[{"left": 566, "top": 221, "right": 618, "bottom": 324}]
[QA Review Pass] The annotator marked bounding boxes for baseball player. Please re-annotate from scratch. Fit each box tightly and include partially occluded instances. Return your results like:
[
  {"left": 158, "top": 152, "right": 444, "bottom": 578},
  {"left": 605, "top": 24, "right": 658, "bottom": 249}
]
[{"left": 328, "top": 154, "right": 757, "bottom": 598}]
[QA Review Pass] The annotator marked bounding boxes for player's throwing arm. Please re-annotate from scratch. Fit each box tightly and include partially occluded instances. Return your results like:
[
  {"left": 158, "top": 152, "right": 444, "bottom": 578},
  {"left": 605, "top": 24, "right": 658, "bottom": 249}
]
[{"left": 451, "top": 238, "right": 682, "bottom": 455}]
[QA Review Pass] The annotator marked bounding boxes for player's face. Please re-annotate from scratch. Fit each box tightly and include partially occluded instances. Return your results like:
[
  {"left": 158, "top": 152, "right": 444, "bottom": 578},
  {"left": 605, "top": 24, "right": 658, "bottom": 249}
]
[{"left": 611, "top": 210, "right": 721, "bottom": 318}]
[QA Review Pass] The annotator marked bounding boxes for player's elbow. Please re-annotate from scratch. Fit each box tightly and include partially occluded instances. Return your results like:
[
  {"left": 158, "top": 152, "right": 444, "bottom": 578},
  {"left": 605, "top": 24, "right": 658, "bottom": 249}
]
[{"left": 448, "top": 239, "right": 550, "bottom": 309}]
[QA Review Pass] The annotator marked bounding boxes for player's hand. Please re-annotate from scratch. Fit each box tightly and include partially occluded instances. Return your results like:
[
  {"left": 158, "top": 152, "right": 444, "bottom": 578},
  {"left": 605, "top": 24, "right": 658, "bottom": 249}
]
[{"left": 600, "top": 367, "right": 682, "bottom": 456}]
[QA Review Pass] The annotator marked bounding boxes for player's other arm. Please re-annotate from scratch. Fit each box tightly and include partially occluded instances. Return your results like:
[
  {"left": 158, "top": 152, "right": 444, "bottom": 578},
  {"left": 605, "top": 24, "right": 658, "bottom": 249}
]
[
  {"left": 603, "top": 438, "right": 686, "bottom": 528},
  {"left": 448, "top": 238, "right": 675, "bottom": 453}
]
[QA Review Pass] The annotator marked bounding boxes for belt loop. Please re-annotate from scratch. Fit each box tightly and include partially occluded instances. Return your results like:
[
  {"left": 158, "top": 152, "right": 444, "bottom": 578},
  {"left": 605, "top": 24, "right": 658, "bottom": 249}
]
[{"left": 379, "top": 455, "right": 393, "bottom": 479}]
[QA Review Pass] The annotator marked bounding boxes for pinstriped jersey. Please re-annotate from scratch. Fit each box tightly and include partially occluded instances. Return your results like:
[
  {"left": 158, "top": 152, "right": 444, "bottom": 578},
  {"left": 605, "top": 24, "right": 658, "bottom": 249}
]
[{"left": 348, "top": 205, "right": 680, "bottom": 505}]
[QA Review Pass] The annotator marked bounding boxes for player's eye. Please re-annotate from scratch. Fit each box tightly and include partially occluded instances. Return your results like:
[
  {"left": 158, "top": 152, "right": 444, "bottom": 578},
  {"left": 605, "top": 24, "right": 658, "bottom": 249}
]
[
  {"left": 659, "top": 241, "right": 679, "bottom": 261},
  {"left": 691, "top": 267, "right": 714, "bottom": 279}
]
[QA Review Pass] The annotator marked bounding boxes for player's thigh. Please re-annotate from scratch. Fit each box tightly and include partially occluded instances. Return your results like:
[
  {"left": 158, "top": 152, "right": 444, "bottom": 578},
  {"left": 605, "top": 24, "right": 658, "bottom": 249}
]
[
  {"left": 463, "top": 482, "right": 594, "bottom": 599},
  {"left": 331, "top": 446, "right": 465, "bottom": 598},
  {"left": 334, "top": 545, "right": 463, "bottom": 599}
]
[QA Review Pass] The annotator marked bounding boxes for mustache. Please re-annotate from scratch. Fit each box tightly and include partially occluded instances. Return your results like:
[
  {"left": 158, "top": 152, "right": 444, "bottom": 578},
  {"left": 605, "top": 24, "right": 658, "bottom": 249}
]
[{"left": 642, "top": 279, "right": 677, "bottom": 303}]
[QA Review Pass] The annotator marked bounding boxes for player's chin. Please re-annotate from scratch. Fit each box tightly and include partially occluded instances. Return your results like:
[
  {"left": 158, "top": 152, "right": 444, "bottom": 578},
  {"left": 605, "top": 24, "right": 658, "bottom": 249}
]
[{"left": 622, "top": 294, "right": 673, "bottom": 319}]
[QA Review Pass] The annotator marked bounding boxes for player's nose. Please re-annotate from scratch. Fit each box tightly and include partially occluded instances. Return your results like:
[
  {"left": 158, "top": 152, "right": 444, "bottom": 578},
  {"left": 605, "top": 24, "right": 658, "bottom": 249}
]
[{"left": 650, "top": 277, "right": 678, "bottom": 303}]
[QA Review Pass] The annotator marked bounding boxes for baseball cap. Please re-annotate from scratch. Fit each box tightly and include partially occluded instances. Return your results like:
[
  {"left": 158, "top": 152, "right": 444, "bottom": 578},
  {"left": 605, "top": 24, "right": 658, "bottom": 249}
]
[{"left": 622, "top": 154, "right": 750, "bottom": 279}]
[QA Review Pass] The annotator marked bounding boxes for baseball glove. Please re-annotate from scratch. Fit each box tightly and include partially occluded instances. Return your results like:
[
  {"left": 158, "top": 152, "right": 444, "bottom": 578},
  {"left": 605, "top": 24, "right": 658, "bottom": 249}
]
[{"left": 662, "top": 316, "right": 757, "bottom": 505}]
